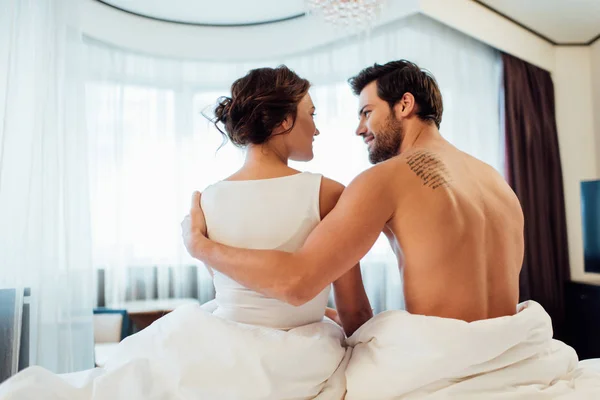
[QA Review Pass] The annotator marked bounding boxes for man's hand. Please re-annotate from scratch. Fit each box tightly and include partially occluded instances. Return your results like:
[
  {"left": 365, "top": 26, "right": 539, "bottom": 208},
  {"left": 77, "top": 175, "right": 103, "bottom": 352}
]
[{"left": 181, "top": 191, "right": 207, "bottom": 258}]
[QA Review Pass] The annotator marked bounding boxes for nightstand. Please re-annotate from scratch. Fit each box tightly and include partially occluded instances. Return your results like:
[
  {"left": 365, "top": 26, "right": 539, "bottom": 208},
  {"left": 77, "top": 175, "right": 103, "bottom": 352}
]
[{"left": 565, "top": 281, "right": 600, "bottom": 360}]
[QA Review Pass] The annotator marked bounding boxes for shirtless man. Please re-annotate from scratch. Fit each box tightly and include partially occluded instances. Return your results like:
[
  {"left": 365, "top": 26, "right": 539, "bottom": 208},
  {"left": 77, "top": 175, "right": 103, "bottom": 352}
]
[{"left": 182, "top": 60, "right": 524, "bottom": 322}]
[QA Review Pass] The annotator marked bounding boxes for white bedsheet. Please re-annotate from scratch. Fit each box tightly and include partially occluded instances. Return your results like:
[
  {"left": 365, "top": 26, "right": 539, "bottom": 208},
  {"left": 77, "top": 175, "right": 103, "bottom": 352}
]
[
  {"left": 0, "top": 303, "right": 348, "bottom": 400},
  {"left": 580, "top": 358, "right": 600, "bottom": 374},
  {"left": 2, "top": 300, "right": 600, "bottom": 400},
  {"left": 345, "top": 301, "right": 600, "bottom": 399}
]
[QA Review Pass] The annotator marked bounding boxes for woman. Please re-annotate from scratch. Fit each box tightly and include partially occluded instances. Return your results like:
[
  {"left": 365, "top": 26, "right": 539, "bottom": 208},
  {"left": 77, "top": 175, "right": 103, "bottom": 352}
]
[
  {"left": 201, "top": 65, "right": 372, "bottom": 336},
  {"left": 0, "top": 66, "right": 365, "bottom": 400}
]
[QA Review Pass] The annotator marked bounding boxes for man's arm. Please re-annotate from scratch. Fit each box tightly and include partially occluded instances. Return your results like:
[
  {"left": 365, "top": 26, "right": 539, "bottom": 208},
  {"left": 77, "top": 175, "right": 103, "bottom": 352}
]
[{"left": 187, "top": 166, "right": 395, "bottom": 305}]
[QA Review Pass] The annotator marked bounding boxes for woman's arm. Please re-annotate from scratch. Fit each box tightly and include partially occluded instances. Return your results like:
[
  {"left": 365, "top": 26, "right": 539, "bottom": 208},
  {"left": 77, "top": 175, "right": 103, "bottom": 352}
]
[
  {"left": 332, "top": 264, "right": 372, "bottom": 336},
  {"left": 320, "top": 178, "right": 373, "bottom": 336}
]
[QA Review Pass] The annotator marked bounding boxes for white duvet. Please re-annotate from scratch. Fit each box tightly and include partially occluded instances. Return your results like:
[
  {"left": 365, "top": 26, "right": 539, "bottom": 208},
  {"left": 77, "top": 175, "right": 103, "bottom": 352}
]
[
  {"left": 0, "top": 302, "right": 349, "bottom": 400},
  {"left": 346, "top": 301, "right": 600, "bottom": 399},
  {"left": 1, "top": 300, "right": 599, "bottom": 399}
]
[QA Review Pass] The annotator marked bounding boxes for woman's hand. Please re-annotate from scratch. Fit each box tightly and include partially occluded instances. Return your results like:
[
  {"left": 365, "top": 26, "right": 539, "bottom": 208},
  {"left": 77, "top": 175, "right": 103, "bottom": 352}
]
[{"left": 325, "top": 307, "right": 342, "bottom": 326}]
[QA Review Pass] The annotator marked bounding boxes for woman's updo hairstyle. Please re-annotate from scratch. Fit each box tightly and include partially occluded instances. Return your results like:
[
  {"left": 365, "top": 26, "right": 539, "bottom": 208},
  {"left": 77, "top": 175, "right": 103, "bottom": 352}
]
[{"left": 213, "top": 65, "right": 310, "bottom": 147}]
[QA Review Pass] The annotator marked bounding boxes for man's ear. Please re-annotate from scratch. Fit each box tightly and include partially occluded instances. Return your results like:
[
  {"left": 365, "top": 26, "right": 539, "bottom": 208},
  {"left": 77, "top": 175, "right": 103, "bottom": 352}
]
[{"left": 394, "top": 92, "right": 416, "bottom": 118}]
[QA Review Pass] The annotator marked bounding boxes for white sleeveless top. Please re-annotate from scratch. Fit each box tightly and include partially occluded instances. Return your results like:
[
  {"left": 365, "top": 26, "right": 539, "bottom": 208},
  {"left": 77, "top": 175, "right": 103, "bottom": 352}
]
[{"left": 201, "top": 172, "right": 331, "bottom": 329}]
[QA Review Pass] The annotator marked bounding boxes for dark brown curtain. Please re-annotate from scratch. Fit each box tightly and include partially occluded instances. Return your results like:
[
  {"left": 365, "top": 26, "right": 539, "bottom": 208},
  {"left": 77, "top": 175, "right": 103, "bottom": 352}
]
[{"left": 502, "top": 53, "right": 570, "bottom": 340}]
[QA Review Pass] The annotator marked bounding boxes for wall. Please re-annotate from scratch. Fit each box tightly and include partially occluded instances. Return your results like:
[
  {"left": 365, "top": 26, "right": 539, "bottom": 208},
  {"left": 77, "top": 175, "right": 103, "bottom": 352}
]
[
  {"left": 418, "top": 0, "right": 555, "bottom": 72},
  {"left": 553, "top": 47, "right": 599, "bottom": 282}
]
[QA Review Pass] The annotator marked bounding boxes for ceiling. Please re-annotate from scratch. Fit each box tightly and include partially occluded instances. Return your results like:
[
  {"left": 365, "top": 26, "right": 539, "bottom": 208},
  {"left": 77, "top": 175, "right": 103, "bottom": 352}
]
[
  {"left": 100, "top": 0, "right": 600, "bottom": 44},
  {"left": 477, "top": 0, "right": 600, "bottom": 44},
  {"left": 100, "top": 0, "right": 307, "bottom": 26}
]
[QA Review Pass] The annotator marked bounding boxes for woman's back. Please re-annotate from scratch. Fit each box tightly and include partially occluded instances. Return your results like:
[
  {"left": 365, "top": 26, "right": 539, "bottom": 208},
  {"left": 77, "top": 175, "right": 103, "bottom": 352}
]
[{"left": 201, "top": 172, "right": 331, "bottom": 329}]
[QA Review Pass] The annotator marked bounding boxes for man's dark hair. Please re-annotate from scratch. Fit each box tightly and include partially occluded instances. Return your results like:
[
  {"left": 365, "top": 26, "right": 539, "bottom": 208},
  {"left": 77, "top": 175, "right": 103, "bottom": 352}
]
[{"left": 348, "top": 60, "right": 443, "bottom": 129}]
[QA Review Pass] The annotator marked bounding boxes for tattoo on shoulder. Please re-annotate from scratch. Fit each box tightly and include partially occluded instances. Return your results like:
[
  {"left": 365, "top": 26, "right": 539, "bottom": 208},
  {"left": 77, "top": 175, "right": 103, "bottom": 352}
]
[{"left": 405, "top": 150, "right": 452, "bottom": 190}]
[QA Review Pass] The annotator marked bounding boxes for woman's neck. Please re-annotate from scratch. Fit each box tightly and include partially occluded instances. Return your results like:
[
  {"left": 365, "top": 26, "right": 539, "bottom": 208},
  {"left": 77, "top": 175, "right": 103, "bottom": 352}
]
[
  {"left": 243, "top": 144, "right": 289, "bottom": 170},
  {"left": 225, "top": 143, "right": 298, "bottom": 181}
]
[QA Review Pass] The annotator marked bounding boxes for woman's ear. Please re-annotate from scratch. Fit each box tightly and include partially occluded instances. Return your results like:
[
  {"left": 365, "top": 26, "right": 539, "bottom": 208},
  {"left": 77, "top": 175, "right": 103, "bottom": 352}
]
[{"left": 279, "top": 115, "right": 293, "bottom": 132}]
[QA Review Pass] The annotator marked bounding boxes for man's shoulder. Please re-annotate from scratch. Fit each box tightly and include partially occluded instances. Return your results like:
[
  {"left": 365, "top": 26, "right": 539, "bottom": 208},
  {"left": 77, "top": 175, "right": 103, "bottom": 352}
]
[
  {"left": 354, "top": 155, "right": 416, "bottom": 182},
  {"left": 346, "top": 157, "right": 414, "bottom": 197},
  {"left": 350, "top": 161, "right": 391, "bottom": 186}
]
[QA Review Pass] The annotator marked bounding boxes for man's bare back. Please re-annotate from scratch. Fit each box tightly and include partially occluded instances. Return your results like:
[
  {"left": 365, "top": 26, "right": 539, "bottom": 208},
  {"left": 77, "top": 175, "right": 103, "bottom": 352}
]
[{"left": 379, "top": 141, "right": 523, "bottom": 321}]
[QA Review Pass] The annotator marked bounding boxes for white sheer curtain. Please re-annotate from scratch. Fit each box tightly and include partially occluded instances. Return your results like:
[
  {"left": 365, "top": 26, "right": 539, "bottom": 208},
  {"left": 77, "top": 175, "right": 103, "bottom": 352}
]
[
  {"left": 0, "top": 0, "right": 94, "bottom": 372},
  {"left": 85, "top": 15, "right": 502, "bottom": 313}
]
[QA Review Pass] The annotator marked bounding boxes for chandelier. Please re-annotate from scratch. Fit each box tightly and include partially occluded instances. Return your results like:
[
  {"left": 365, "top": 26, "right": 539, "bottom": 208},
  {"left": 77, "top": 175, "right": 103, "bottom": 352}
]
[{"left": 306, "top": 0, "right": 385, "bottom": 28}]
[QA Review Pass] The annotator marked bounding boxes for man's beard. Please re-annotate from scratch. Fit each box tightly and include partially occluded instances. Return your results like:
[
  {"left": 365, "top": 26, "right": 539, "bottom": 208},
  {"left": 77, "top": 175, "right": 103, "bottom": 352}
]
[{"left": 368, "top": 115, "right": 404, "bottom": 164}]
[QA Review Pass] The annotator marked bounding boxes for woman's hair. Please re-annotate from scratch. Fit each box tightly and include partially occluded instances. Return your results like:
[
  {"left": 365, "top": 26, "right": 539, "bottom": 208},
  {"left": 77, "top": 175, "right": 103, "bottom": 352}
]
[{"left": 212, "top": 66, "right": 310, "bottom": 147}]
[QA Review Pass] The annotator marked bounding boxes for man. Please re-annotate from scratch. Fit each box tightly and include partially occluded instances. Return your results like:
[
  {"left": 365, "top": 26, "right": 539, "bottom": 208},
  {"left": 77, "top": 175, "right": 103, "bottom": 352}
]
[{"left": 182, "top": 60, "right": 524, "bottom": 323}]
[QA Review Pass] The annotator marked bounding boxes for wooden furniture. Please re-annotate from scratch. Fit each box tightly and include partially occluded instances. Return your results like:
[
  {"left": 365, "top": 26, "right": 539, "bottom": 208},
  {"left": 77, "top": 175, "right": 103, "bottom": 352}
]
[
  {"left": 92, "top": 309, "right": 131, "bottom": 367},
  {"left": 565, "top": 280, "right": 600, "bottom": 360},
  {"left": 92, "top": 298, "right": 198, "bottom": 366},
  {"left": 107, "top": 298, "right": 199, "bottom": 332}
]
